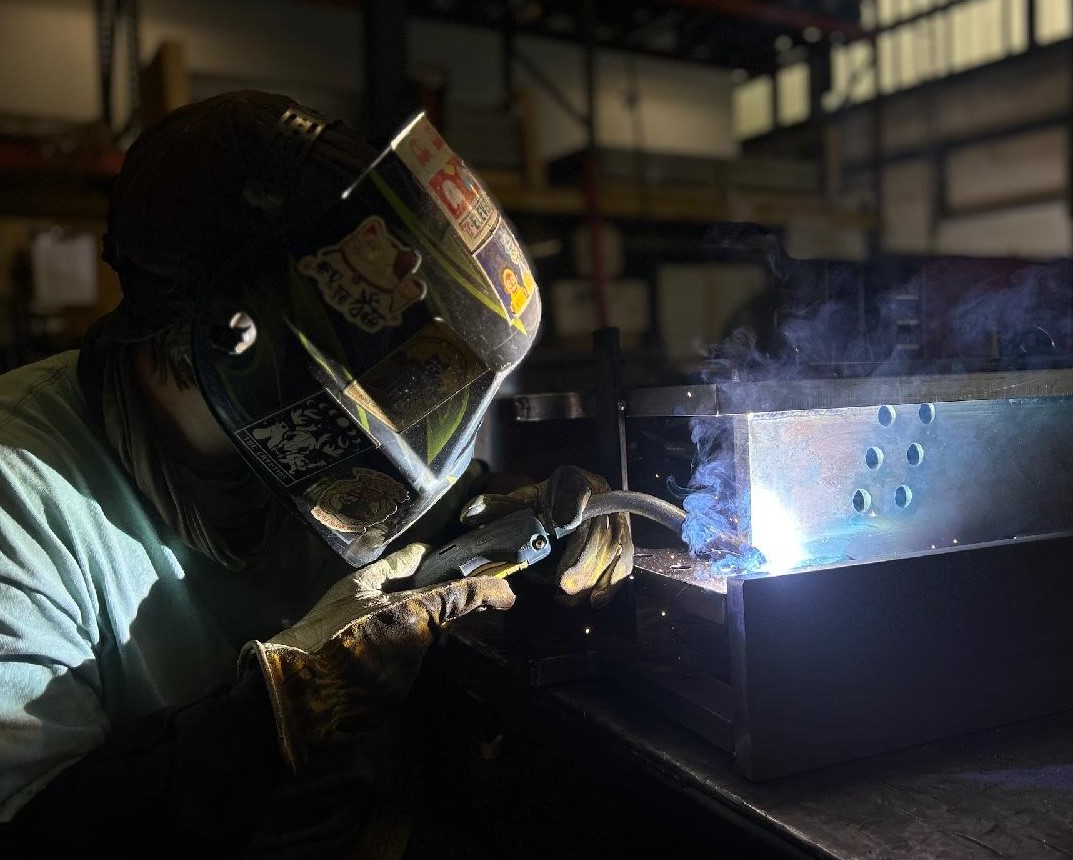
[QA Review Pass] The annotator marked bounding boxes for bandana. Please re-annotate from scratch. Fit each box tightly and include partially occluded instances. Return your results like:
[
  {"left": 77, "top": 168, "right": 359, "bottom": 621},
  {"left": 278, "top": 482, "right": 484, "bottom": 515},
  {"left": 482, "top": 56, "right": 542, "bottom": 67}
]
[{"left": 81, "top": 325, "right": 286, "bottom": 571}]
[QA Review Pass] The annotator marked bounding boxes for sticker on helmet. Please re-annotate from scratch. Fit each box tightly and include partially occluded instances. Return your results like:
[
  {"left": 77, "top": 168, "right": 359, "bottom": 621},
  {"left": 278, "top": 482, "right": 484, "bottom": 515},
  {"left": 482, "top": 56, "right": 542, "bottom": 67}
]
[
  {"left": 358, "top": 319, "right": 486, "bottom": 434},
  {"left": 297, "top": 215, "right": 428, "bottom": 333},
  {"left": 395, "top": 115, "right": 499, "bottom": 252},
  {"left": 306, "top": 467, "right": 410, "bottom": 534},
  {"left": 474, "top": 219, "right": 537, "bottom": 323},
  {"left": 501, "top": 267, "right": 535, "bottom": 316},
  {"left": 235, "top": 391, "right": 362, "bottom": 486}
]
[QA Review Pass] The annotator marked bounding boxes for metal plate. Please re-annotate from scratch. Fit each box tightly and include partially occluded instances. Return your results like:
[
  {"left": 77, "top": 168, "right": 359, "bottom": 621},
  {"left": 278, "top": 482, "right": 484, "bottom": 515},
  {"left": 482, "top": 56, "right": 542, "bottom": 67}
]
[
  {"left": 631, "top": 548, "right": 728, "bottom": 622},
  {"left": 626, "top": 368, "right": 1073, "bottom": 418},
  {"left": 725, "top": 393, "right": 1073, "bottom": 571}
]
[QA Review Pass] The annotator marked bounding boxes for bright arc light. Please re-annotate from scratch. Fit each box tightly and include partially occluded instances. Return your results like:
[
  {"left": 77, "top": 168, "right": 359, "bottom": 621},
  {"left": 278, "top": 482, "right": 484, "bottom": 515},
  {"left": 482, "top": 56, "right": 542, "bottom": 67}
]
[{"left": 749, "top": 485, "right": 805, "bottom": 574}]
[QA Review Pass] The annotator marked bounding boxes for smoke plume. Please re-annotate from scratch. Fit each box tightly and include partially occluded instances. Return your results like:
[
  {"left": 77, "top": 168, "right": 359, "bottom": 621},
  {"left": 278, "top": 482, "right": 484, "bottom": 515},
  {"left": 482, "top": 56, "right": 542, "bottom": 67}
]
[{"left": 678, "top": 223, "right": 1073, "bottom": 573}]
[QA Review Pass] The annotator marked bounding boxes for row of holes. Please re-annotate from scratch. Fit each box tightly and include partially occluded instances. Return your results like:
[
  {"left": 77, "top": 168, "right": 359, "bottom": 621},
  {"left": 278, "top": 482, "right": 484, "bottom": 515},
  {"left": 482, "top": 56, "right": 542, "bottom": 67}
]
[
  {"left": 866, "top": 442, "right": 925, "bottom": 469},
  {"left": 879, "top": 403, "right": 936, "bottom": 427},
  {"left": 853, "top": 485, "right": 913, "bottom": 512}
]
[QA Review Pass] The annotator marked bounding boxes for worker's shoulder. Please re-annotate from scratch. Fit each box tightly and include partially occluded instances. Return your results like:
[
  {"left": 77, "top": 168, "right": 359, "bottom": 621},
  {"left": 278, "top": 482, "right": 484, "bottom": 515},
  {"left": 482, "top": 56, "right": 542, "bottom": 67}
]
[
  {"left": 0, "top": 351, "right": 95, "bottom": 463},
  {"left": 0, "top": 351, "right": 84, "bottom": 426}
]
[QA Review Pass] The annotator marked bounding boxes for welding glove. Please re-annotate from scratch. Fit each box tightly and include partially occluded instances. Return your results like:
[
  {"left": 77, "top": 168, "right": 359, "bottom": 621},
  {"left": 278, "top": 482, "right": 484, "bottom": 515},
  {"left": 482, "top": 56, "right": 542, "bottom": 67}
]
[
  {"left": 242, "top": 542, "right": 516, "bottom": 771},
  {"left": 460, "top": 464, "right": 634, "bottom": 608}
]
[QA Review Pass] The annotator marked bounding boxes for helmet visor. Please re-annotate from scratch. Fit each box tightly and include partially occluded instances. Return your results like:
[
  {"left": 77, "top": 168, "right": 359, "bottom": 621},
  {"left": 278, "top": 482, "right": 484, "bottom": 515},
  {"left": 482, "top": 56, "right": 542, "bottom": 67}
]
[{"left": 191, "top": 112, "right": 541, "bottom": 565}]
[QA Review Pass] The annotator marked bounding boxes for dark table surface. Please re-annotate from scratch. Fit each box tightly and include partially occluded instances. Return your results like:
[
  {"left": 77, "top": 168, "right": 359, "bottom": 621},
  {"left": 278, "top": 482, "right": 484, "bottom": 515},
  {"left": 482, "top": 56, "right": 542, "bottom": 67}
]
[{"left": 438, "top": 608, "right": 1073, "bottom": 860}]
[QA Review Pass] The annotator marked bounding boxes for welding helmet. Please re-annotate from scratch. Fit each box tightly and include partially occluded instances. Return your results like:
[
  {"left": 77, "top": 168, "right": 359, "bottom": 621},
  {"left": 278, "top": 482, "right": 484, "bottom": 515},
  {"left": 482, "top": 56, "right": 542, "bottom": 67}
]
[{"left": 189, "top": 111, "right": 541, "bottom": 566}]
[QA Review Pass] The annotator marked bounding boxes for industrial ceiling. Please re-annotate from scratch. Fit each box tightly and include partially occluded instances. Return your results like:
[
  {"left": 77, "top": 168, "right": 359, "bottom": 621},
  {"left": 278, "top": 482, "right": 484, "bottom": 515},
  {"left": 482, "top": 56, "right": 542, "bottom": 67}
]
[{"left": 407, "top": 0, "right": 868, "bottom": 75}]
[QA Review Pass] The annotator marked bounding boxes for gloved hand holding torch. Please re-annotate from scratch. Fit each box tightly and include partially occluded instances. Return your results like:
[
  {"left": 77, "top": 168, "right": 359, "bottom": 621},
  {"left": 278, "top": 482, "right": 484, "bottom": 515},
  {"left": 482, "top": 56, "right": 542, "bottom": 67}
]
[
  {"left": 459, "top": 464, "right": 635, "bottom": 608},
  {"left": 242, "top": 542, "right": 515, "bottom": 771}
]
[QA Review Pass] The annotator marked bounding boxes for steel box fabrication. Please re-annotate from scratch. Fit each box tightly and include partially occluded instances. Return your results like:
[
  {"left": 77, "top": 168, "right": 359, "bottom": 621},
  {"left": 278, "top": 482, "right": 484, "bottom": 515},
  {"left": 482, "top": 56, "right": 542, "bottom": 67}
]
[{"left": 606, "top": 368, "right": 1073, "bottom": 780}]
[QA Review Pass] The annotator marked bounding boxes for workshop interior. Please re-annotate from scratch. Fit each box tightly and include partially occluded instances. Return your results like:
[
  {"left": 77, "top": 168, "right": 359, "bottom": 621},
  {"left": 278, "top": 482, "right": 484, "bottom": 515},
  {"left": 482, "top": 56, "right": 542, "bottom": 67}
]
[{"left": 6, "top": 0, "right": 1073, "bottom": 857}]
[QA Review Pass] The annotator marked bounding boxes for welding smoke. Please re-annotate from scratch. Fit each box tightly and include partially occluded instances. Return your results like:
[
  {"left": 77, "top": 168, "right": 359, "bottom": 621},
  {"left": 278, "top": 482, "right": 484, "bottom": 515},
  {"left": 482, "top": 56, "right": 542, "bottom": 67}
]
[
  {"left": 671, "top": 416, "right": 764, "bottom": 573},
  {"left": 679, "top": 223, "right": 1073, "bottom": 571}
]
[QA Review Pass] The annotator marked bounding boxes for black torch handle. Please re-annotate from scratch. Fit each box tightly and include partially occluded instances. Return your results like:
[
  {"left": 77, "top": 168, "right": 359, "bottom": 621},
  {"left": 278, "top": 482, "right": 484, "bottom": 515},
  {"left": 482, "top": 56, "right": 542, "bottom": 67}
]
[{"left": 410, "top": 490, "right": 686, "bottom": 589}]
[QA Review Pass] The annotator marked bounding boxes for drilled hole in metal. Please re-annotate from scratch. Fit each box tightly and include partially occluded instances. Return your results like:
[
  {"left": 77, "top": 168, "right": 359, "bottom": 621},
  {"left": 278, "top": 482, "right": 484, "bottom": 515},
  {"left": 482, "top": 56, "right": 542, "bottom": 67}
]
[
  {"left": 865, "top": 447, "right": 884, "bottom": 469},
  {"left": 895, "top": 485, "right": 913, "bottom": 508},
  {"left": 907, "top": 443, "right": 924, "bottom": 466},
  {"left": 878, "top": 405, "right": 896, "bottom": 427},
  {"left": 919, "top": 403, "right": 935, "bottom": 424},
  {"left": 852, "top": 489, "right": 871, "bottom": 513}
]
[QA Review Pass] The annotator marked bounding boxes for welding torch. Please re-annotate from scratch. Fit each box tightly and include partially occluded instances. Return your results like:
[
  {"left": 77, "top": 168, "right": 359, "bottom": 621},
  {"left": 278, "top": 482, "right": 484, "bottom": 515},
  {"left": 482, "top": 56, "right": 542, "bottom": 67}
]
[{"left": 408, "top": 489, "right": 687, "bottom": 589}]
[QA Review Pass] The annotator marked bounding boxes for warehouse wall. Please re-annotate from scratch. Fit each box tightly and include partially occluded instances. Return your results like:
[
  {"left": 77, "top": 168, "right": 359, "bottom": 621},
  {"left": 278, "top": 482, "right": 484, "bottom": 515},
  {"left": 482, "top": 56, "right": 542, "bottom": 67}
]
[
  {"left": 0, "top": 0, "right": 737, "bottom": 161},
  {"left": 0, "top": 0, "right": 742, "bottom": 377},
  {"left": 12, "top": 2, "right": 1072, "bottom": 373},
  {"left": 830, "top": 43, "right": 1073, "bottom": 257}
]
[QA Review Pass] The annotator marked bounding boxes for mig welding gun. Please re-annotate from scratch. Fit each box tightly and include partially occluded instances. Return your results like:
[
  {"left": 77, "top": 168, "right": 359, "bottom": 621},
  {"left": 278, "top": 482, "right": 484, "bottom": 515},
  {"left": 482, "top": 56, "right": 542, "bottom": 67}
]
[{"left": 409, "top": 489, "right": 687, "bottom": 588}]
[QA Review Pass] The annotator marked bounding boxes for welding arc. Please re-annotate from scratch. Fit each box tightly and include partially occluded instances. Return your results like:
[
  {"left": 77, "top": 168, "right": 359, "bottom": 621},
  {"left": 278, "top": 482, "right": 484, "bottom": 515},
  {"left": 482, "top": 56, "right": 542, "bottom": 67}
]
[{"left": 579, "top": 490, "right": 686, "bottom": 536}]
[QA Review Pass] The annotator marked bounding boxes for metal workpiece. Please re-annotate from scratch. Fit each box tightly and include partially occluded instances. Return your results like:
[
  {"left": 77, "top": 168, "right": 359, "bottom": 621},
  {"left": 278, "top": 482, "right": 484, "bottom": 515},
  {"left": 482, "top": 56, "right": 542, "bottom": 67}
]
[
  {"left": 512, "top": 390, "right": 590, "bottom": 421},
  {"left": 511, "top": 367, "right": 1073, "bottom": 422},
  {"left": 630, "top": 548, "right": 728, "bottom": 622},
  {"left": 510, "top": 366, "right": 1073, "bottom": 571},
  {"left": 501, "top": 361, "right": 1073, "bottom": 787},
  {"left": 512, "top": 366, "right": 1073, "bottom": 420},
  {"left": 618, "top": 367, "right": 1073, "bottom": 572},
  {"left": 722, "top": 391, "right": 1073, "bottom": 572},
  {"left": 624, "top": 366, "right": 1073, "bottom": 417},
  {"left": 632, "top": 548, "right": 727, "bottom": 592}
]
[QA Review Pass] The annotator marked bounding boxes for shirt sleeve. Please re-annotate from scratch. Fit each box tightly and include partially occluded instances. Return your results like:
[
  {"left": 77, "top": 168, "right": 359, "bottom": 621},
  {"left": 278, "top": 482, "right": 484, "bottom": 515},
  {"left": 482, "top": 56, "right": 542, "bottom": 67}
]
[
  {"left": 0, "top": 446, "right": 107, "bottom": 822},
  {"left": 0, "top": 670, "right": 291, "bottom": 852},
  {"left": 0, "top": 355, "right": 374, "bottom": 850}
]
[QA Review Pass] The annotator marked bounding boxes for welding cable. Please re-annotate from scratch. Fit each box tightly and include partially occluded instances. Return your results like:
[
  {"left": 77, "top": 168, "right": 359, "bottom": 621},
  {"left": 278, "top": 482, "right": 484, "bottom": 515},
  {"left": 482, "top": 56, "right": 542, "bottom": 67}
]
[{"left": 578, "top": 489, "right": 686, "bottom": 536}]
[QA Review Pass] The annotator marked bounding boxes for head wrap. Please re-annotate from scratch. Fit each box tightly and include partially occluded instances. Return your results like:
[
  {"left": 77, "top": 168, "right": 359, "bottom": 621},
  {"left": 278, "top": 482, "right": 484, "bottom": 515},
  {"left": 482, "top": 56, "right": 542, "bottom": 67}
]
[{"left": 101, "top": 89, "right": 378, "bottom": 340}]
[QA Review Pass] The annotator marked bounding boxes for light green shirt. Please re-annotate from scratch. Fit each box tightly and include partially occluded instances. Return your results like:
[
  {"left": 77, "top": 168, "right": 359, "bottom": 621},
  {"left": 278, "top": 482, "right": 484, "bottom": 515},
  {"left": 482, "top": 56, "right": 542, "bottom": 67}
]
[{"left": 0, "top": 351, "right": 344, "bottom": 821}]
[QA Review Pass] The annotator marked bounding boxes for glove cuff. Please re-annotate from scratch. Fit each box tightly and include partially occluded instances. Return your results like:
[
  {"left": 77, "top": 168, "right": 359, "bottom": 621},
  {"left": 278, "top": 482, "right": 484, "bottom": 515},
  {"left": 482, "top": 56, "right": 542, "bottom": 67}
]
[{"left": 241, "top": 639, "right": 329, "bottom": 772}]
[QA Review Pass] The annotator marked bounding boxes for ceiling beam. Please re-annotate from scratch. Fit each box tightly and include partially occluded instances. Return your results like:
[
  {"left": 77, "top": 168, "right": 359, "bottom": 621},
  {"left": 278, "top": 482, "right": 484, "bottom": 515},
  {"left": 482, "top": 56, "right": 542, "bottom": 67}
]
[{"left": 656, "top": 0, "right": 872, "bottom": 40}]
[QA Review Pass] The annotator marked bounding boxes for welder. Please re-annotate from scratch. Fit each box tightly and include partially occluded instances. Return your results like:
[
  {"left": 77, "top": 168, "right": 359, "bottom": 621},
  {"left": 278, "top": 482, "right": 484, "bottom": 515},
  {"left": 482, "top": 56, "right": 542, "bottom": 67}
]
[{"left": 0, "top": 90, "right": 633, "bottom": 853}]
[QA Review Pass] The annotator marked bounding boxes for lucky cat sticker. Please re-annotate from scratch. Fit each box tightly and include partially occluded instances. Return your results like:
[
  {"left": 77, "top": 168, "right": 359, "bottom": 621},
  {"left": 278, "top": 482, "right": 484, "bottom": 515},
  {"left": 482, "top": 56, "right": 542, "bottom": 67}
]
[{"left": 298, "top": 215, "right": 428, "bottom": 332}]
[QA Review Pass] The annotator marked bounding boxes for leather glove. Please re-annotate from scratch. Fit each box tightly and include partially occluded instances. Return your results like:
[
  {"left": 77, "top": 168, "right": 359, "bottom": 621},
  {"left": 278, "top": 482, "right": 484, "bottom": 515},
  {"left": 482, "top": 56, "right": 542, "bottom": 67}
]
[
  {"left": 459, "top": 464, "right": 634, "bottom": 609},
  {"left": 242, "top": 543, "right": 515, "bottom": 771}
]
